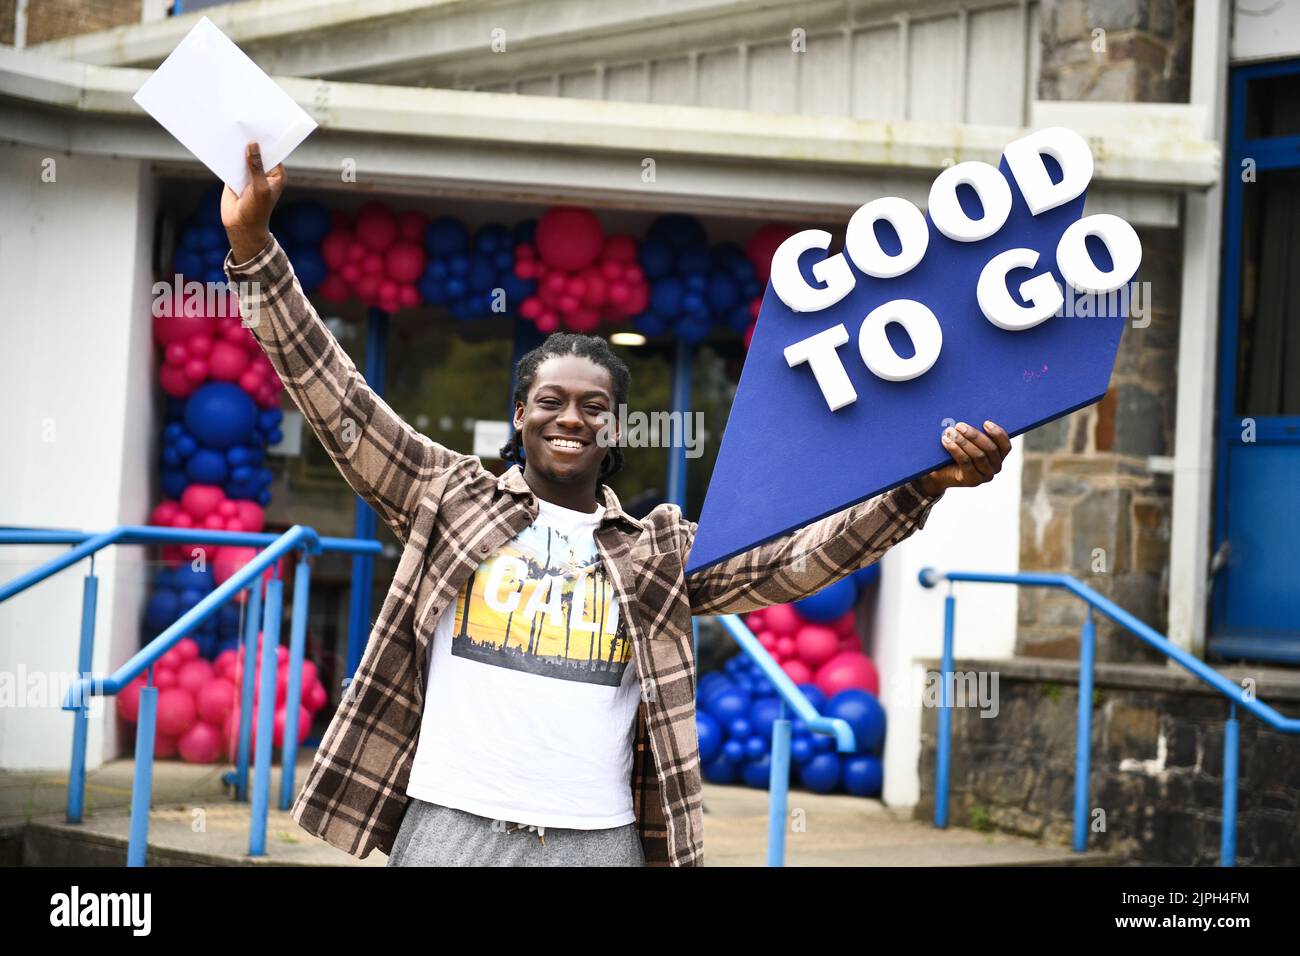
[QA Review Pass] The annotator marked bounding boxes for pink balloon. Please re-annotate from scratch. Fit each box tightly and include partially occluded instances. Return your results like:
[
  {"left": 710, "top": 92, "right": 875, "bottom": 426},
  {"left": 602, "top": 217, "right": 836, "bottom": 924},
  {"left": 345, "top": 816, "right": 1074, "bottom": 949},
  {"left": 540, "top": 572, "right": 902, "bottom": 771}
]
[
  {"left": 213, "top": 546, "right": 258, "bottom": 586},
  {"left": 180, "top": 484, "right": 225, "bottom": 521},
  {"left": 214, "top": 650, "right": 238, "bottom": 681},
  {"left": 117, "top": 676, "right": 146, "bottom": 724},
  {"left": 384, "top": 240, "right": 426, "bottom": 283},
  {"left": 745, "top": 223, "right": 798, "bottom": 285},
  {"left": 814, "top": 651, "right": 880, "bottom": 698},
  {"left": 535, "top": 206, "right": 603, "bottom": 272},
  {"left": 319, "top": 274, "right": 352, "bottom": 302},
  {"left": 757, "top": 631, "right": 778, "bottom": 652},
  {"left": 154, "top": 733, "right": 178, "bottom": 759},
  {"left": 306, "top": 681, "right": 327, "bottom": 712},
  {"left": 744, "top": 610, "right": 766, "bottom": 631},
  {"left": 224, "top": 709, "right": 255, "bottom": 754},
  {"left": 207, "top": 341, "right": 250, "bottom": 381},
  {"left": 234, "top": 501, "right": 265, "bottom": 533},
  {"left": 831, "top": 609, "right": 857, "bottom": 637},
  {"left": 273, "top": 705, "right": 312, "bottom": 749},
  {"left": 178, "top": 720, "right": 223, "bottom": 763},
  {"left": 354, "top": 202, "right": 398, "bottom": 252},
  {"left": 184, "top": 359, "right": 208, "bottom": 382},
  {"left": 321, "top": 230, "right": 353, "bottom": 270},
  {"left": 795, "top": 625, "right": 840, "bottom": 669},
  {"left": 398, "top": 283, "right": 420, "bottom": 308},
  {"left": 158, "top": 645, "right": 186, "bottom": 671},
  {"left": 775, "top": 636, "right": 796, "bottom": 658},
  {"left": 153, "top": 303, "right": 217, "bottom": 346},
  {"left": 398, "top": 211, "right": 426, "bottom": 242},
  {"left": 156, "top": 688, "right": 198, "bottom": 738},
  {"left": 159, "top": 364, "right": 196, "bottom": 398},
  {"left": 176, "top": 659, "right": 213, "bottom": 695},
  {"left": 781, "top": 660, "right": 813, "bottom": 684},
  {"left": 602, "top": 234, "right": 638, "bottom": 263},
  {"left": 763, "top": 604, "right": 802, "bottom": 637},
  {"left": 150, "top": 501, "right": 180, "bottom": 526},
  {"left": 196, "top": 677, "right": 236, "bottom": 726}
]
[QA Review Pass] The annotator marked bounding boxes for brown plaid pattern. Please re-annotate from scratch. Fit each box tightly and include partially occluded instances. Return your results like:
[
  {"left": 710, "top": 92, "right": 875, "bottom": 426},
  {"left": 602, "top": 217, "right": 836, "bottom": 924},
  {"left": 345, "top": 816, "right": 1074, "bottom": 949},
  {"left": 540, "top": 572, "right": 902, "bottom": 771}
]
[{"left": 225, "top": 236, "right": 943, "bottom": 867}]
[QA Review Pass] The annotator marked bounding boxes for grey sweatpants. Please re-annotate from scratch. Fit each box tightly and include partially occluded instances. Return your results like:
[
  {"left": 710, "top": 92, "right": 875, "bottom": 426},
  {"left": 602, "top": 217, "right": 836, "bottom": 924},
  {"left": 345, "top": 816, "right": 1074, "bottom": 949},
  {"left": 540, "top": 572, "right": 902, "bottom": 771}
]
[{"left": 385, "top": 797, "right": 646, "bottom": 867}]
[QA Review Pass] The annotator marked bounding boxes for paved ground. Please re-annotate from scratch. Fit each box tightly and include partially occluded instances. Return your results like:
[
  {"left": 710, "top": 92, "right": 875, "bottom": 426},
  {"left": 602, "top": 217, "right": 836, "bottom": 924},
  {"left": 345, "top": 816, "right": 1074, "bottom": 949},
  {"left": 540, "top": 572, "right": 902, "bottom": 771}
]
[{"left": 3, "top": 753, "right": 1112, "bottom": 866}]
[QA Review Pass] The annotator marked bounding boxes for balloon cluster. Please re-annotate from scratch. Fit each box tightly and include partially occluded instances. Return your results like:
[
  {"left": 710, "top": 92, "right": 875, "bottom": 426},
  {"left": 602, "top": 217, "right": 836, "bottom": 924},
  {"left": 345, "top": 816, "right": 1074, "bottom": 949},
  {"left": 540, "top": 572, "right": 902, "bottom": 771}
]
[
  {"left": 740, "top": 223, "right": 799, "bottom": 350},
  {"left": 514, "top": 206, "right": 648, "bottom": 333},
  {"left": 418, "top": 218, "right": 537, "bottom": 322},
  {"left": 634, "top": 214, "right": 762, "bottom": 343},
  {"left": 159, "top": 386, "right": 282, "bottom": 504},
  {"left": 272, "top": 200, "right": 332, "bottom": 294},
  {"left": 319, "top": 202, "right": 427, "bottom": 313},
  {"left": 696, "top": 565, "right": 887, "bottom": 796},
  {"left": 148, "top": 485, "right": 267, "bottom": 584},
  {"left": 143, "top": 566, "right": 244, "bottom": 659},
  {"left": 153, "top": 292, "right": 283, "bottom": 408},
  {"left": 116, "top": 636, "right": 328, "bottom": 764},
  {"left": 171, "top": 189, "right": 230, "bottom": 285}
]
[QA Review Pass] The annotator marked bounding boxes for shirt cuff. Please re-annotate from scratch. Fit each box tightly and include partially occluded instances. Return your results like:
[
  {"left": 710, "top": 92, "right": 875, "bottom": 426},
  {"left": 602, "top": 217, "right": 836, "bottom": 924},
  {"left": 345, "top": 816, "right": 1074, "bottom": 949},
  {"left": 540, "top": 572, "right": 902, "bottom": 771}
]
[
  {"left": 223, "top": 233, "right": 283, "bottom": 278},
  {"left": 899, "top": 477, "right": 945, "bottom": 515}
]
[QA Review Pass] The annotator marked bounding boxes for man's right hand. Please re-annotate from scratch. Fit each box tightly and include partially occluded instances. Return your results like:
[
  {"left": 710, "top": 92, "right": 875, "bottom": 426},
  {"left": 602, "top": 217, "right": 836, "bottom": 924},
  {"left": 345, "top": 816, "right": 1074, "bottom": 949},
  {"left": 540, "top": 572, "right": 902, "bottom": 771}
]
[{"left": 222, "top": 141, "right": 286, "bottom": 263}]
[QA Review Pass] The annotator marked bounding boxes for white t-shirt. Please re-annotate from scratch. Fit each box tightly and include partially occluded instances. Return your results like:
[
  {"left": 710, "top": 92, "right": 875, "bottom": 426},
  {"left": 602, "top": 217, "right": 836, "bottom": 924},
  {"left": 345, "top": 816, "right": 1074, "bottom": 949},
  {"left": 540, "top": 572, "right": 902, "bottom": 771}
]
[{"left": 406, "top": 497, "right": 642, "bottom": 829}]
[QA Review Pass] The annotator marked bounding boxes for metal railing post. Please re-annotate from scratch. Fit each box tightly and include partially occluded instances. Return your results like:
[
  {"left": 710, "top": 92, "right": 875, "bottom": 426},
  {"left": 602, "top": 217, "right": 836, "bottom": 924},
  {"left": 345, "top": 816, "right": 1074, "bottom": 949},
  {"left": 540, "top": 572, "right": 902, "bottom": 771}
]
[
  {"left": 67, "top": 562, "right": 98, "bottom": 824},
  {"left": 767, "top": 699, "right": 791, "bottom": 867},
  {"left": 249, "top": 574, "right": 283, "bottom": 857},
  {"left": 235, "top": 580, "right": 262, "bottom": 801},
  {"left": 127, "top": 676, "right": 158, "bottom": 867},
  {"left": 935, "top": 591, "right": 955, "bottom": 829},
  {"left": 1221, "top": 701, "right": 1239, "bottom": 867},
  {"left": 280, "top": 553, "right": 312, "bottom": 810},
  {"left": 1074, "top": 606, "right": 1096, "bottom": 853}
]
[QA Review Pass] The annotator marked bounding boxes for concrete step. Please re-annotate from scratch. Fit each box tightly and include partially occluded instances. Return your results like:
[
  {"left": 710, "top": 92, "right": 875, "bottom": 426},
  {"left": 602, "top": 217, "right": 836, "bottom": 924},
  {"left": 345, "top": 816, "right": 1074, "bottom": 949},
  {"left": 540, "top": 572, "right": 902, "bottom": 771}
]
[{"left": 4, "top": 755, "right": 1122, "bottom": 866}]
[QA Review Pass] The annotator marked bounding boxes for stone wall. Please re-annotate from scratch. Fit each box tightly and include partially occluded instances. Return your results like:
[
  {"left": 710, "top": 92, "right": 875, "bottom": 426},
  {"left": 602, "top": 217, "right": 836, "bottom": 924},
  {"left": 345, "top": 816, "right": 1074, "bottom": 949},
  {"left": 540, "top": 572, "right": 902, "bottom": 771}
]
[
  {"left": 916, "top": 657, "right": 1300, "bottom": 865},
  {"left": 1019, "top": 0, "right": 1193, "bottom": 661},
  {"left": 0, "top": 0, "right": 143, "bottom": 46}
]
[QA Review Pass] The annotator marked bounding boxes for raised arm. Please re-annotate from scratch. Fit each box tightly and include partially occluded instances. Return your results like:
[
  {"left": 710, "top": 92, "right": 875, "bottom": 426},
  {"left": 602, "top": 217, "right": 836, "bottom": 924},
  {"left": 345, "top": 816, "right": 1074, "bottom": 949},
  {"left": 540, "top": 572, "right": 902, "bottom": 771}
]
[
  {"left": 682, "top": 480, "right": 942, "bottom": 616},
  {"left": 682, "top": 419, "right": 1012, "bottom": 615},
  {"left": 221, "top": 143, "right": 472, "bottom": 543}
]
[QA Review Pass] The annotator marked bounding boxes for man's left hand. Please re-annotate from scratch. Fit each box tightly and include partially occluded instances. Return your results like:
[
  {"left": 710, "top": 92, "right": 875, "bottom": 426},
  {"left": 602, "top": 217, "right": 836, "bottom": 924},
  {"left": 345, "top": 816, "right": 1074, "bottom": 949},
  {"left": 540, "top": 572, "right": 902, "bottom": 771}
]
[{"left": 918, "top": 420, "right": 1012, "bottom": 496}]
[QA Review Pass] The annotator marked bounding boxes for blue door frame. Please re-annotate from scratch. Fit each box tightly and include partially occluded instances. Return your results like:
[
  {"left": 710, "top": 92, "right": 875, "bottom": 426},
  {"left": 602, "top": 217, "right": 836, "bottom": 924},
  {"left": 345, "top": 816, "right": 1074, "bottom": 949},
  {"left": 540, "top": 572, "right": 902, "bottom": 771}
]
[{"left": 1211, "top": 58, "right": 1300, "bottom": 663}]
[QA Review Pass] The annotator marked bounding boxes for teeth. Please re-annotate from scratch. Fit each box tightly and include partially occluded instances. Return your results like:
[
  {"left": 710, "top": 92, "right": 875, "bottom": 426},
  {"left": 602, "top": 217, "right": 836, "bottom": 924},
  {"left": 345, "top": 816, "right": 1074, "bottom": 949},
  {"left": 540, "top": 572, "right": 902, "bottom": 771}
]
[{"left": 549, "top": 438, "right": 582, "bottom": 449}]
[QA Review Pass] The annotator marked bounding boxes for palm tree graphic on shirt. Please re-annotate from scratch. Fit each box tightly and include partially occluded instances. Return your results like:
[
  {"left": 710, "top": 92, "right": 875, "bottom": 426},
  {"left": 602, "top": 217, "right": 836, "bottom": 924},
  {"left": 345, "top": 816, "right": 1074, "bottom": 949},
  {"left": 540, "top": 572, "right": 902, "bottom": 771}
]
[{"left": 450, "top": 522, "right": 629, "bottom": 686}]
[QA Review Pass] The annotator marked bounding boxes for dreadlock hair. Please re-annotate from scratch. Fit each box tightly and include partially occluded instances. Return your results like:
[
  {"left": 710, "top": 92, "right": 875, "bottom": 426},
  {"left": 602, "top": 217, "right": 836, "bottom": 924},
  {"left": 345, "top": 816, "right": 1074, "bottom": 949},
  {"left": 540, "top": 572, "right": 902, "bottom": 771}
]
[{"left": 500, "top": 332, "right": 632, "bottom": 482}]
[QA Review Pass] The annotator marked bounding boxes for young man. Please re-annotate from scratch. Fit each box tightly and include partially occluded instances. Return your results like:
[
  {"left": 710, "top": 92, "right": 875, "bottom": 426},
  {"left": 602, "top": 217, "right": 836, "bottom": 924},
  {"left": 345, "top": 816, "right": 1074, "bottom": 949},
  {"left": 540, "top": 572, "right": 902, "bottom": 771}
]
[{"left": 222, "top": 143, "right": 1012, "bottom": 867}]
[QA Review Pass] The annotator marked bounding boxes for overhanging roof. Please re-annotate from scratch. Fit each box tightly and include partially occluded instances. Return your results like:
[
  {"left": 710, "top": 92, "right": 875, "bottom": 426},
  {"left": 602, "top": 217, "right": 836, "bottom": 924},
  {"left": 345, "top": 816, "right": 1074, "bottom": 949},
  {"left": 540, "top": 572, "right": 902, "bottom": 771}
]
[{"left": 0, "top": 45, "right": 1218, "bottom": 225}]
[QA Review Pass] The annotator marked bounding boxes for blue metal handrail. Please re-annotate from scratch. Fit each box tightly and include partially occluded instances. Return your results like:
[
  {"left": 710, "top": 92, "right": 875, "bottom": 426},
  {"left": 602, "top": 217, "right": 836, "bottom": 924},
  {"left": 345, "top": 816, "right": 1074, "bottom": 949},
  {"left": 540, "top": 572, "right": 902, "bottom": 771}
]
[
  {"left": 918, "top": 567, "right": 1300, "bottom": 866},
  {"left": 0, "top": 523, "right": 381, "bottom": 866},
  {"left": 714, "top": 613, "right": 857, "bottom": 867}
]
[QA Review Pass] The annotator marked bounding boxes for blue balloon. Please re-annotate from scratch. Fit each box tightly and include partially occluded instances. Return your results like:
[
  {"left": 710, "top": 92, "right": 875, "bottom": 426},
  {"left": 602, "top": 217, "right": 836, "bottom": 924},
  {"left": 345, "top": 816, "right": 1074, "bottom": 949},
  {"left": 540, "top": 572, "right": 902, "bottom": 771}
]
[
  {"left": 425, "top": 216, "right": 469, "bottom": 256},
  {"left": 740, "top": 753, "right": 773, "bottom": 788},
  {"left": 195, "top": 187, "right": 223, "bottom": 226},
  {"left": 184, "top": 383, "right": 257, "bottom": 449},
  {"left": 744, "top": 736, "right": 768, "bottom": 761},
  {"left": 161, "top": 469, "right": 188, "bottom": 500},
  {"left": 696, "top": 711, "right": 723, "bottom": 763},
  {"left": 185, "top": 448, "right": 228, "bottom": 484},
  {"left": 825, "top": 689, "right": 886, "bottom": 753},
  {"left": 811, "top": 734, "right": 835, "bottom": 753},
  {"left": 705, "top": 687, "right": 751, "bottom": 725},
  {"left": 798, "top": 753, "right": 842, "bottom": 793},
  {"left": 278, "top": 201, "right": 332, "bottom": 244},
  {"left": 144, "top": 590, "right": 180, "bottom": 632},
  {"left": 793, "top": 576, "right": 858, "bottom": 622},
  {"left": 722, "top": 739, "right": 745, "bottom": 763},
  {"left": 287, "top": 247, "right": 327, "bottom": 293},
  {"left": 726, "top": 717, "right": 752, "bottom": 741},
  {"left": 174, "top": 249, "right": 205, "bottom": 278},
  {"left": 791, "top": 736, "right": 815, "bottom": 765},
  {"left": 702, "top": 753, "right": 741, "bottom": 784},
  {"left": 172, "top": 565, "right": 214, "bottom": 592},
  {"left": 796, "top": 683, "right": 828, "bottom": 714},
  {"left": 843, "top": 755, "right": 883, "bottom": 797},
  {"left": 747, "top": 696, "right": 784, "bottom": 740},
  {"left": 852, "top": 563, "right": 881, "bottom": 590}
]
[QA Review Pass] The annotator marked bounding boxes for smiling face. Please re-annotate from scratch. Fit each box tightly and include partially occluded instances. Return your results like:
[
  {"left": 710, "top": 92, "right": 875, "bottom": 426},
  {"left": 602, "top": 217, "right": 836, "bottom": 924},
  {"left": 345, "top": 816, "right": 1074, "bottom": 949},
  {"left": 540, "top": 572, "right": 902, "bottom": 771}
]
[{"left": 514, "top": 354, "right": 619, "bottom": 488}]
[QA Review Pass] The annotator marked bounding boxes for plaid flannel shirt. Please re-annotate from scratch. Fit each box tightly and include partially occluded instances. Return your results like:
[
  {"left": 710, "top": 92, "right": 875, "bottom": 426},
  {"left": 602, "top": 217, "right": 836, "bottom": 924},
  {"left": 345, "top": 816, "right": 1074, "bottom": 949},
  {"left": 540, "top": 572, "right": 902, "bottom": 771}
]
[{"left": 225, "top": 235, "right": 943, "bottom": 867}]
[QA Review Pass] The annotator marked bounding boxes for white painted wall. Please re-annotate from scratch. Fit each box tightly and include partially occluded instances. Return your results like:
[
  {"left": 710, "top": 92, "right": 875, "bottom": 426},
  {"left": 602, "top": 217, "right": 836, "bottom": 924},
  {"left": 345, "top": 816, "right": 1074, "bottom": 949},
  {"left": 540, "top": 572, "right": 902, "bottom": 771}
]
[
  {"left": 872, "top": 435, "right": 1023, "bottom": 808},
  {"left": 1231, "top": 0, "right": 1300, "bottom": 63},
  {"left": 0, "top": 143, "right": 157, "bottom": 770}
]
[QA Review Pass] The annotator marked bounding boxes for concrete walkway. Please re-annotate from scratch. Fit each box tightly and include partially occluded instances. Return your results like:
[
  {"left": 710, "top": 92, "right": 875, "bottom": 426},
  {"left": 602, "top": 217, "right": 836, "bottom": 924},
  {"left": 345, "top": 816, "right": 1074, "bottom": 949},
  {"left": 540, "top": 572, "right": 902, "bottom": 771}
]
[{"left": 3, "top": 753, "right": 1116, "bottom": 866}]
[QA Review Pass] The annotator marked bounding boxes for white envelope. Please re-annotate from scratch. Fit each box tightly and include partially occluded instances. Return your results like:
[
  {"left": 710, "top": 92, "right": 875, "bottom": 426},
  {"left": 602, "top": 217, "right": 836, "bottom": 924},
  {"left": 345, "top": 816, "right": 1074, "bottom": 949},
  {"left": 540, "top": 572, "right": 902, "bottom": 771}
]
[{"left": 133, "top": 16, "right": 318, "bottom": 194}]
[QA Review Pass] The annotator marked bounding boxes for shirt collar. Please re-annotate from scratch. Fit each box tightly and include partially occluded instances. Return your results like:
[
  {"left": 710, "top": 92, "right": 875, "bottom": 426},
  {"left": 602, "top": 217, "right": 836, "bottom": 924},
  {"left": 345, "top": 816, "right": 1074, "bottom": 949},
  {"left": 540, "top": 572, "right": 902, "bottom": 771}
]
[{"left": 496, "top": 463, "right": 644, "bottom": 532}]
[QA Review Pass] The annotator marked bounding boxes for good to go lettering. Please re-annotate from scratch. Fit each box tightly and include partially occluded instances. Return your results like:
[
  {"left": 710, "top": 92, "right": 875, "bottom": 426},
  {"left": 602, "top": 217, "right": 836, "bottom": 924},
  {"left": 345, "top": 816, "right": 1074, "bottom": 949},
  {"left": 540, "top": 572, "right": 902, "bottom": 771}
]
[{"left": 774, "top": 127, "right": 1142, "bottom": 411}]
